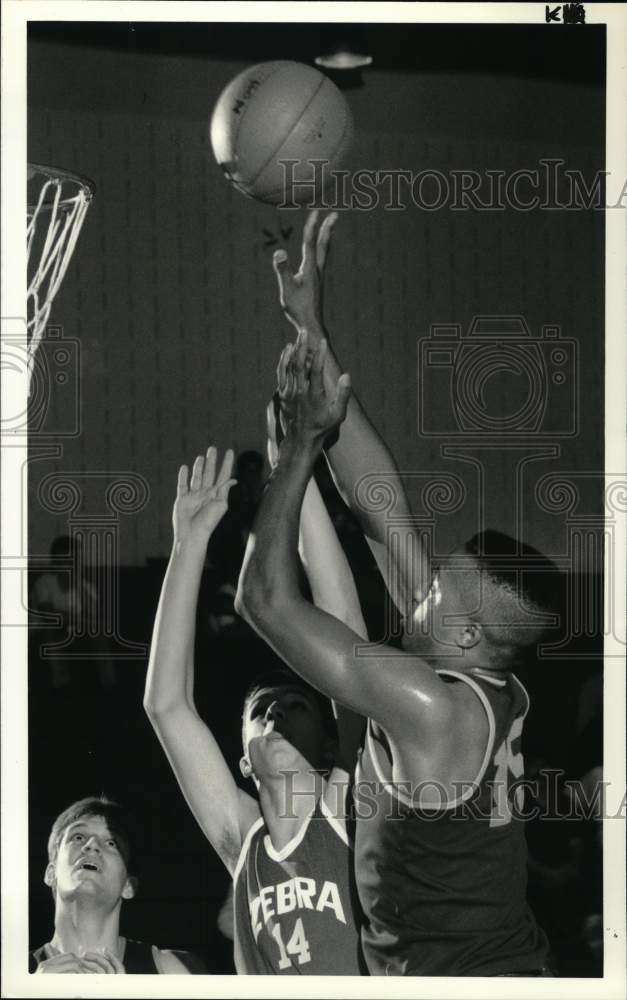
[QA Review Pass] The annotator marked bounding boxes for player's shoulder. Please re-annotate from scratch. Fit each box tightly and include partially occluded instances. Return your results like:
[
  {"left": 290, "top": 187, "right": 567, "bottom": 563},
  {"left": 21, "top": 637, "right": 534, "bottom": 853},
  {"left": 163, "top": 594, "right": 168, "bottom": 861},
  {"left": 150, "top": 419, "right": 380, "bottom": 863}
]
[{"left": 152, "top": 946, "right": 207, "bottom": 974}]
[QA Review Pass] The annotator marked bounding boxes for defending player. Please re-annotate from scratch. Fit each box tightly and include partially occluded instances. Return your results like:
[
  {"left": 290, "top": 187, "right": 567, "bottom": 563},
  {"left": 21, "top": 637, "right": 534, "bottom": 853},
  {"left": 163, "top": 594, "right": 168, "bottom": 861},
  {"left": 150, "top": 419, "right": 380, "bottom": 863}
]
[
  {"left": 144, "top": 445, "right": 365, "bottom": 974},
  {"left": 31, "top": 797, "right": 201, "bottom": 973},
  {"left": 235, "top": 213, "right": 557, "bottom": 976}
]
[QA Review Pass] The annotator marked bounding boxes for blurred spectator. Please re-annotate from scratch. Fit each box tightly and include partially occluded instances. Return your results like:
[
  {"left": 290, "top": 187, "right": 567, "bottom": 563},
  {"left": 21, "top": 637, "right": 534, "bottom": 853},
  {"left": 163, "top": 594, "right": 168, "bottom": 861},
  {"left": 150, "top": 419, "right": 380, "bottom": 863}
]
[{"left": 30, "top": 535, "right": 116, "bottom": 690}]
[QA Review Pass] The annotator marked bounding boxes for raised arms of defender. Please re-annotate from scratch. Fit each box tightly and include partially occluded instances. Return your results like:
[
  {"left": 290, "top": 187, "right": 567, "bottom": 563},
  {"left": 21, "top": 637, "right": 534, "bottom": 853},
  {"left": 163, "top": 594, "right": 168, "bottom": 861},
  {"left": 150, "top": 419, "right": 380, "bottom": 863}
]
[{"left": 144, "top": 449, "right": 259, "bottom": 876}]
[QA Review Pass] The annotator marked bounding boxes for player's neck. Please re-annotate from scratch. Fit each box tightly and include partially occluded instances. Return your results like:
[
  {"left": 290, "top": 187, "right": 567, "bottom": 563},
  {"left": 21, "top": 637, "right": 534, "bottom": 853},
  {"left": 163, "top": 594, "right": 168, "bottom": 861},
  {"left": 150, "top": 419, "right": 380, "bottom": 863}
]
[
  {"left": 51, "top": 900, "right": 123, "bottom": 958},
  {"left": 259, "top": 767, "right": 325, "bottom": 851}
]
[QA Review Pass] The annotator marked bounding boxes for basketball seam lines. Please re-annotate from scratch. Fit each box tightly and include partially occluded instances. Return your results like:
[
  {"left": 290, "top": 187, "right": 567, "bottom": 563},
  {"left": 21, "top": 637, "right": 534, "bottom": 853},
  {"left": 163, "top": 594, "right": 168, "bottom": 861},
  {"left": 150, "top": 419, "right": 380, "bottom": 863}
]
[
  {"left": 229, "top": 62, "right": 287, "bottom": 171},
  {"left": 253, "top": 98, "right": 351, "bottom": 201},
  {"left": 250, "top": 73, "right": 328, "bottom": 189}
]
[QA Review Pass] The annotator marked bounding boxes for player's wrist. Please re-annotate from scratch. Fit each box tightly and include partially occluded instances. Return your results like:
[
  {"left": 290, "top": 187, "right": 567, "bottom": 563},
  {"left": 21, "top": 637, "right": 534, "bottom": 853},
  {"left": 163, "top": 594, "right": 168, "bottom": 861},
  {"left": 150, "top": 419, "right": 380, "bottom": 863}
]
[
  {"left": 294, "top": 313, "right": 326, "bottom": 340},
  {"left": 279, "top": 429, "right": 324, "bottom": 461},
  {"left": 171, "top": 529, "right": 211, "bottom": 557}
]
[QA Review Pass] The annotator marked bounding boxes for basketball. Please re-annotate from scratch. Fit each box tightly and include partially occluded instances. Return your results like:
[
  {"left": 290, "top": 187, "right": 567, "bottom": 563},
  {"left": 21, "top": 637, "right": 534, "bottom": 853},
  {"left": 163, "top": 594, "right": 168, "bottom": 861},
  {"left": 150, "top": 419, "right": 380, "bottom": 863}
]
[{"left": 209, "top": 61, "right": 353, "bottom": 205}]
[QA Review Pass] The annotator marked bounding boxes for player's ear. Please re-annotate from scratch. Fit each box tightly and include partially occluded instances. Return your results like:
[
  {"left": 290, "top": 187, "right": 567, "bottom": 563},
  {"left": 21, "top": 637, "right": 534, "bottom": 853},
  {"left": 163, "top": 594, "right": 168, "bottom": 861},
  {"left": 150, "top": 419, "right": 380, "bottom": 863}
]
[
  {"left": 239, "top": 755, "right": 253, "bottom": 780},
  {"left": 44, "top": 862, "right": 56, "bottom": 889},
  {"left": 122, "top": 876, "right": 138, "bottom": 900},
  {"left": 457, "top": 623, "right": 482, "bottom": 649}
]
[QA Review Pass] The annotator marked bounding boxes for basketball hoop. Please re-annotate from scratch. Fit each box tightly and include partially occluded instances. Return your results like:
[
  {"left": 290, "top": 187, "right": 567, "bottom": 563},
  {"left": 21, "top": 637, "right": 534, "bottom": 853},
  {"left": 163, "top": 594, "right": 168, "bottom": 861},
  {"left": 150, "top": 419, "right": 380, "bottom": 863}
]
[{"left": 27, "top": 163, "right": 94, "bottom": 390}]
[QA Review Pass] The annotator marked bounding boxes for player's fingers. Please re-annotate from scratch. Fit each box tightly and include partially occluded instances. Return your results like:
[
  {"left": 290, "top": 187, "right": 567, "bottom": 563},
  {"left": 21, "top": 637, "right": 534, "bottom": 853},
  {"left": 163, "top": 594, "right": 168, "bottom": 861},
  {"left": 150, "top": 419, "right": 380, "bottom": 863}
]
[
  {"left": 276, "top": 343, "right": 293, "bottom": 393},
  {"left": 272, "top": 392, "right": 286, "bottom": 447},
  {"left": 217, "top": 478, "right": 237, "bottom": 502},
  {"left": 267, "top": 395, "right": 282, "bottom": 444},
  {"left": 100, "top": 949, "right": 126, "bottom": 974},
  {"left": 176, "top": 464, "right": 189, "bottom": 495},
  {"left": 190, "top": 455, "right": 204, "bottom": 491},
  {"left": 293, "top": 330, "right": 309, "bottom": 392},
  {"left": 334, "top": 372, "right": 352, "bottom": 420},
  {"left": 316, "top": 212, "right": 338, "bottom": 271},
  {"left": 267, "top": 437, "right": 279, "bottom": 469},
  {"left": 216, "top": 448, "right": 235, "bottom": 486},
  {"left": 78, "top": 951, "right": 116, "bottom": 973},
  {"left": 301, "top": 209, "right": 320, "bottom": 273},
  {"left": 202, "top": 446, "right": 217, "bottom": 489},
  {"left": 272, "top": 249, "right": 291, "bottom": 281},
  {"left": 37, "top": 953, "right": 85, "bottom": 973},
  {"left": 310, "top": 339, "right": 327, "bottom": 394}
]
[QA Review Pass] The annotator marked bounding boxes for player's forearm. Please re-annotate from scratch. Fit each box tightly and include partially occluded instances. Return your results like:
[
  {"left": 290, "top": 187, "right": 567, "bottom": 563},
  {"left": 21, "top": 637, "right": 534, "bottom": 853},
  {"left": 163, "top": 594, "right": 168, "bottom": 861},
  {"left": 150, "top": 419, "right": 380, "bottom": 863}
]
[
  {"left": 299, "top": 473, "right": 367, "bottom": 769},
  {"left": 299, "top": 475, "right": 367, "bottom": 638},
  {"left": 144, "top": 539, "right": 206, "bottom": 716},
  {"left": 236, "top": 435, "right": 321, "bottom": 624}
]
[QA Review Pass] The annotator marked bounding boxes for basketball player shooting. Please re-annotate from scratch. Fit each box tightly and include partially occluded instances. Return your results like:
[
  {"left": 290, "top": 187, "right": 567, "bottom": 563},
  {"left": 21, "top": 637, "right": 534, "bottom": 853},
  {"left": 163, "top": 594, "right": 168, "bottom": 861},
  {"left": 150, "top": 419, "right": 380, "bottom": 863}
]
[
  {"left": 236, "top": 212, "right": 559, "bottom": 976},
  {"left": 144, "top": 444, "right": 366, "bottom": 974}
]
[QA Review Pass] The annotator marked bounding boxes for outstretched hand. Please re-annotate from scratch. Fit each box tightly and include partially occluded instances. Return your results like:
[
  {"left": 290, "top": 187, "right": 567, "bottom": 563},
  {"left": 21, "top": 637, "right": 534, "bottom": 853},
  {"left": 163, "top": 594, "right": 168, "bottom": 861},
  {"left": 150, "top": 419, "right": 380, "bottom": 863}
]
[
  {"left": 272, "top": 209, "right": 338, "bottom": 333},
  {"left": 276, "top": 332, "right": 351, "bottom": 444},
  {"left": 173, "top": 447, "right": 236, "bottom": 545}
]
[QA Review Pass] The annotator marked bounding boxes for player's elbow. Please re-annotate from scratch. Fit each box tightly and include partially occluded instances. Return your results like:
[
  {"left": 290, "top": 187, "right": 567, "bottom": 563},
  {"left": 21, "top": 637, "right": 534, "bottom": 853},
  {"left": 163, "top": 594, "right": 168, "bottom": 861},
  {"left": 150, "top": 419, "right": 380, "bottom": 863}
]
[
  {"left": 143, "top": 682, "right": 187, "bottom": 721},
  {"left": 235, "top": 558, "right": 282, "bottom": 628}
]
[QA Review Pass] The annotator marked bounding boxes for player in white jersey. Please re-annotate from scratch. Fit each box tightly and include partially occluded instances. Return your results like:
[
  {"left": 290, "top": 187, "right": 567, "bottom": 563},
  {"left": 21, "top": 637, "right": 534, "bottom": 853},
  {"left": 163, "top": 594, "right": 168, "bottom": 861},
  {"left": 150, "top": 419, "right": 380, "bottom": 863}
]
[{"left": 144, "top": 439, "right": 365, "bottom": 974}]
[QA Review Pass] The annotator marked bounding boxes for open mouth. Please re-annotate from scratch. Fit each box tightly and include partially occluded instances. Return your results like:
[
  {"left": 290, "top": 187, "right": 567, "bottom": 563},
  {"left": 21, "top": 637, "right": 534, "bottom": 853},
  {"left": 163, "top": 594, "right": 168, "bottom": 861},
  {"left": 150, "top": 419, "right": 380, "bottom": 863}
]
[{"left": 76, "top": 861, "right": 100, "bottom": 873}]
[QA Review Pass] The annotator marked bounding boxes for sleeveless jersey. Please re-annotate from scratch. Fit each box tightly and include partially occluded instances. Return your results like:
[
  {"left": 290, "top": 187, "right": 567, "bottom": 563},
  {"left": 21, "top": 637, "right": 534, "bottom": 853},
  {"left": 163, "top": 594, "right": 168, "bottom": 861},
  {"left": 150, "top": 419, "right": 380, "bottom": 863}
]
[
  {"left": 233, "top": 793, "right": 365, "bottom": 974},
  {"left": 354, "top": 669, "right": 549, "bottom": 976}
]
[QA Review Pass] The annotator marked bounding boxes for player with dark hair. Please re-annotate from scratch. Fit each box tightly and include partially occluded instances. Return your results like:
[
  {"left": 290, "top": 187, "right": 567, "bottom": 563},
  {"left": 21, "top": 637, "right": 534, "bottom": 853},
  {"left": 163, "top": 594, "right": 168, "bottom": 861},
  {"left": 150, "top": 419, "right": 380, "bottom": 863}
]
[
  {"left": 144, "top": 444, "right": 366, "bottom": 974},
  {"left": 30, "top": 796, "right": 202, "bottom": 974},
  {"left": 236, "top": 212, "right": 559, "bottom": 976}
]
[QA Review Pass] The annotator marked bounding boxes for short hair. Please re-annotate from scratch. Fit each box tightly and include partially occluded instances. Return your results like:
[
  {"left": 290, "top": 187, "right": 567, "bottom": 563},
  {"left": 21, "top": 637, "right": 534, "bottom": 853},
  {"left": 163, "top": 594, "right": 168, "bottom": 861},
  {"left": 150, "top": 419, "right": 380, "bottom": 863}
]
[
  {"left": 462, "top": 530, "right": 564, "bottom": 662},
  {"left": 241, "top": 668, "right": 336, "bottom": 749},
  {"left": 47, "top": 797, "right": 134, "bottom": 871}
]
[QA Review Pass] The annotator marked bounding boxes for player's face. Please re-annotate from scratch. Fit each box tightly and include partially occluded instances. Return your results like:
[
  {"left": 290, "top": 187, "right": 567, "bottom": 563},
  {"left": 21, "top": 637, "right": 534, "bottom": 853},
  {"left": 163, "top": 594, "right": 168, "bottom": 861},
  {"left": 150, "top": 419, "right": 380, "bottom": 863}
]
[
  {"left": 243, "top": 685, "right": 330, "bottom": 777},
  {"left": 48, "top": 815, "right": 132, "bottom": 907},
  {"left": 402, "top": 555, "right": 483, "bottom": 659}
]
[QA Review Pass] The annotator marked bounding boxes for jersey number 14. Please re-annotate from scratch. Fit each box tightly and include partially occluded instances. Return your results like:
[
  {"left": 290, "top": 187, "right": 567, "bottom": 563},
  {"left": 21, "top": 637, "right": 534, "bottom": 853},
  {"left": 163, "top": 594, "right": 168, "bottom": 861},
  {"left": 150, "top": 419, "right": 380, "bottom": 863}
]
[{"left": 271, "top": 918, "right": 312, "bottom": 969}]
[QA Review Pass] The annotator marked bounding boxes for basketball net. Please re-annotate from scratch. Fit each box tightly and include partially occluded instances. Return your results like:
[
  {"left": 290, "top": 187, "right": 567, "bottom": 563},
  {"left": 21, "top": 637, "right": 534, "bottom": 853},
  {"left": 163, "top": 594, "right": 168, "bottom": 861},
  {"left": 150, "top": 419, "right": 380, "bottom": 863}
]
[{"left": 27, "top": 164, "right": 93, "bottom": 392}]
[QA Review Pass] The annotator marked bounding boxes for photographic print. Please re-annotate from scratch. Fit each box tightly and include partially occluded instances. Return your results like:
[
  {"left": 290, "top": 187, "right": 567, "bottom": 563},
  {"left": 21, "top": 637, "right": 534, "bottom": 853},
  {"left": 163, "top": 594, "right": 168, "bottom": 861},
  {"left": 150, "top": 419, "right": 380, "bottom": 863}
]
[{"left": 2, "top": 3, "right": 625, "bottom": 997}]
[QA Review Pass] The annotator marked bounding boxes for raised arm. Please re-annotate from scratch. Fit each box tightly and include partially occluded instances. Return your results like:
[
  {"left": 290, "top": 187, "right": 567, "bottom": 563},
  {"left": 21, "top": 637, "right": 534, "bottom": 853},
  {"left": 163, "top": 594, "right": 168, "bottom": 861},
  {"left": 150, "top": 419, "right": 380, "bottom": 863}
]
[
  {"left": 267, "top": 398, "right": 365, "bottom": 773},
  {"left": 273, "top": 211, "right": 430, "bottom": 612},
  {"left": 144, "top": 448, "right": 259, "bottom": 876},
  {"left": 236, "top": 342, "right": 450, "bottom": 744}
]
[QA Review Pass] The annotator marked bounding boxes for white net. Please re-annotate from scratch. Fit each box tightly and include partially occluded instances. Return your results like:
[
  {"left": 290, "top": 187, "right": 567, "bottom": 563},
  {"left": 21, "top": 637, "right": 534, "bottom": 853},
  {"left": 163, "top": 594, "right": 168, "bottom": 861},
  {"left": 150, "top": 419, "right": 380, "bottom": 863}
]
[{"left": 27, "top": 164, "right": 93, "bottom": 389}]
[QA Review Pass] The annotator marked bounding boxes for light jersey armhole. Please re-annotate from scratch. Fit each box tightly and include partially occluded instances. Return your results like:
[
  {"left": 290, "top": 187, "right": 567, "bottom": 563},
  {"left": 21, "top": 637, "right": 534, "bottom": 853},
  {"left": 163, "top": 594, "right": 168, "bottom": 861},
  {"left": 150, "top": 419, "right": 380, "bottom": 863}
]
[
  {"left": 232, "top": 815, "right": 265, "bottom": 886},
  {"left": 367, "top": 670, "right": 498, "bottom": 811}
]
